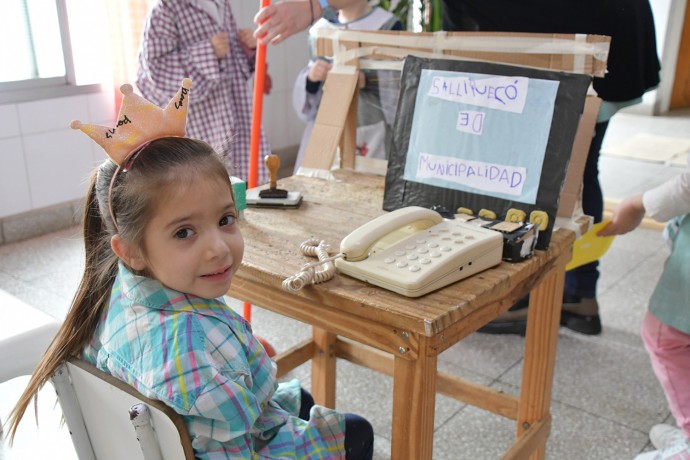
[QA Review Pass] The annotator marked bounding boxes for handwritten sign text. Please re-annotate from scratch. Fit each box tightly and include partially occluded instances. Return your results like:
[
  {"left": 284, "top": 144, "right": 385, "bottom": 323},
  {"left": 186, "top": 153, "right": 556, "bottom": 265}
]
[
  {"left": 416, "top": 152, "right": 526, "bottom": 196},
  {"left": 428, "top": 76, "right": 529, "bottom": 113}
]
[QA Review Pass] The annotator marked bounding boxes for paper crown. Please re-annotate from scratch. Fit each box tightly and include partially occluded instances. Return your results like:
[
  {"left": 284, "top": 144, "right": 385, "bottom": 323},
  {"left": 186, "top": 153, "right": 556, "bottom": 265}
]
[{"left": 70, "top": 78, "right": 192, "bottom": 165}]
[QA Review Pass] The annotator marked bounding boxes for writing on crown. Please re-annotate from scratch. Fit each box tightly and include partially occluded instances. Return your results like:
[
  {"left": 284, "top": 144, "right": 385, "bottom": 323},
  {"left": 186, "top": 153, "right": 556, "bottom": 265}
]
[{"left": 70, "top": 78, "right": 192, "bottom": 165}]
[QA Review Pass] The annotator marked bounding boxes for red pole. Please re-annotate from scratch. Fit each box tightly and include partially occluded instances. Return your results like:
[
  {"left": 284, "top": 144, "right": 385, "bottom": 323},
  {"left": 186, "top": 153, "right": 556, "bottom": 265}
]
[{"left": 244, "top": 0, "right": 271, "bottom": 323}]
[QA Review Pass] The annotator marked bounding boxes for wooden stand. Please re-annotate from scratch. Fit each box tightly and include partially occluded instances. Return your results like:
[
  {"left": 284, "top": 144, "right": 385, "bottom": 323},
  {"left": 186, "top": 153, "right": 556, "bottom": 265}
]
[{"left": 229, "top": 171, "right": 574, "bottom": 459}]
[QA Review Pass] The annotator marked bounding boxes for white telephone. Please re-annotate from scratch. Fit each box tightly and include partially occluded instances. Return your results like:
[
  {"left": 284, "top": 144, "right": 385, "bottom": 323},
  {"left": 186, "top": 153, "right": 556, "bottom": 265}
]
[{"left": 334, "top": 206, "right": 503, "bottom": 297}]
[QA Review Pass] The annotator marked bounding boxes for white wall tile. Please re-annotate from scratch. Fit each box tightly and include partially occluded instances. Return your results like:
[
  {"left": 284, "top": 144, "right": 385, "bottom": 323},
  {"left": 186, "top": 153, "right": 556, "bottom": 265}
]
[
  {"left": 17, "top": 95, "right": 90, "bottom": 135},
  {"left": 0, "top": 137, "right": 32, "bottom": 218},
  {"left": 284, "top": 31, "right": 311, "bottom": 81},
  {"left": 23, "top": 129, "right": 94, "bottom": 209},
  {"left": 287, "top": 96, "right": 308, "bottom": 147},
  {"left": 0, "top": 105, "right": 21, "bottom": 139},
  {"left": 87, "top": 90, "right": 116, "bottom": 125},
  {"left": 264, "top": 89, "right": 290, "bottom": 149}
]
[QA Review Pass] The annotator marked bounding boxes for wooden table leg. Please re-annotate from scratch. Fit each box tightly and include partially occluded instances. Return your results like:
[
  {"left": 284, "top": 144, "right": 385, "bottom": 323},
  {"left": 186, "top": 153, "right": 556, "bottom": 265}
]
[
  {"left": 312, "top": 327, "right": 337, "bottom": 408},
  {"left": 516, "top": 257, "right": 567, "bottom": 460},
  {"left": 391, "top": 336, "right": 437, "bottom": 460}
]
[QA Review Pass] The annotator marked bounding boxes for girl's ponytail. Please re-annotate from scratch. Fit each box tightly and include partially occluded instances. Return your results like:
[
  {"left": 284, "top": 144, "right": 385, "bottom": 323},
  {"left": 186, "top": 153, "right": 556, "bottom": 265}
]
[{"left": 4, "top": 166, "right": 118, "bottom": 442}]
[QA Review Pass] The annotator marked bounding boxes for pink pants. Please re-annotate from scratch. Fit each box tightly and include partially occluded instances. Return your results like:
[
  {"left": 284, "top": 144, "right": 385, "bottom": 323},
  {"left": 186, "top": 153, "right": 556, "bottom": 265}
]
[{"left": 642, "top": 311, "right": 690, "bottom": 438}]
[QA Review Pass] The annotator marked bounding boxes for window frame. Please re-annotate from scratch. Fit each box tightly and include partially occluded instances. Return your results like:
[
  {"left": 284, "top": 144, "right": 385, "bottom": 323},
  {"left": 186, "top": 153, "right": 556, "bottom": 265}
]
[{"left": 0, "top": 0, "right": 101, "bottom": 105}]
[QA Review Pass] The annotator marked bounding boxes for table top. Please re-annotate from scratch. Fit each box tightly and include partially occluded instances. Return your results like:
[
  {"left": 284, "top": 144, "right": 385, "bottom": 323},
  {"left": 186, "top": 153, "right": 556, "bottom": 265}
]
[{"left": 236, "top": 170, "right": 574, "bottom": 338}]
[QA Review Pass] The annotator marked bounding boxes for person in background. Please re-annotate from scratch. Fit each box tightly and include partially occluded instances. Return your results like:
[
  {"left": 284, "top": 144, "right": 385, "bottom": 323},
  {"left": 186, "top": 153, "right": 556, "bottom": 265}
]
[
  {"left": 442, "top": 0, "right": 661, "bottom": 335},
  {"left": 598, "top": 156, "right": 690, "bottom": 460},
  {"left": 137, "top": 0, "right": 270, "bottom": 184},
  {"left": 5, "top": 80, "right": 374, "bottom": 459},
  {"left": 291, "top": 0, "right": 402, "bottom": 173}
]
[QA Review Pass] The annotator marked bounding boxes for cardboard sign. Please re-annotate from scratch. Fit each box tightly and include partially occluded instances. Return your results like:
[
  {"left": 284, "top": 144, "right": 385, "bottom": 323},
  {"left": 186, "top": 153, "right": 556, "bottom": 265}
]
[{"left": 383, "top": 56, "right": 592, "bottom": 249}]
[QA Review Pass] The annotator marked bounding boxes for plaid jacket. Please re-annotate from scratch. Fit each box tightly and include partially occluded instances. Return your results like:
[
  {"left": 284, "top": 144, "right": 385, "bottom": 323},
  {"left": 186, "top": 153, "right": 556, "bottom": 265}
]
[
  {"left": 136, "top": 0, "right": 269, "bottom": 184},
  {"left": 84, "top": 263, "right": 345, "bottom": 459}
]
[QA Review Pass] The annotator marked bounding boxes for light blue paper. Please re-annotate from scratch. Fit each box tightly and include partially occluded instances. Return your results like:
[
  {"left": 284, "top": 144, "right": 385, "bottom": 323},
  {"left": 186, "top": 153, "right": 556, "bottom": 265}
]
[{"left": 403, "top": 69, "right": 559, "bottom": 205}]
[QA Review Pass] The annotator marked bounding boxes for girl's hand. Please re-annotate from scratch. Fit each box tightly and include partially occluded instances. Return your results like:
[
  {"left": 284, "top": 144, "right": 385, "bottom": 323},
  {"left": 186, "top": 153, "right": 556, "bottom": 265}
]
[
  {"left": 307, "top": 59, "right": 332, "bottom": 83},
  {"left": 597, "top": 194, "right": 646, "bottom": 236},
  {"left": 238, "top": 28, "right": 257, "bottom": 50},
  {"left": 211, "top": 32, "right": 230, "bottom": 58}
]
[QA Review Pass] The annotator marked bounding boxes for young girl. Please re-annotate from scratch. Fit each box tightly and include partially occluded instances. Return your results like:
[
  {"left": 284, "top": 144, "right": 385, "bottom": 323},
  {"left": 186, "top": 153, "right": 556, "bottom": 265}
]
[
  {"left": 598, "top": 156, "right": 690, "bottom": 460},
  {"left": 292, "top": 0, "right": 402, "bottom": 172},
  {"left": 5, "top": 81, "right": 373, "bottom": 459}
]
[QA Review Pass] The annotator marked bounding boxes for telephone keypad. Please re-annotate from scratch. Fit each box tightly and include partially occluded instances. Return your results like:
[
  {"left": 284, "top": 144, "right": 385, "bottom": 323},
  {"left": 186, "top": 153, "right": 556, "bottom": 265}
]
[
  {"left": 374, "top": 221, "right": 500, "bottom": 276},
  {"left": 336, "top": 213, "right": 503, "bottom": 297}
]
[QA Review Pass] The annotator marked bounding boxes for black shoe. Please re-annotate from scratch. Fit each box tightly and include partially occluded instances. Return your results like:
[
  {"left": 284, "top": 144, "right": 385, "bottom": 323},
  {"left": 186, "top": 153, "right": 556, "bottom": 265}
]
[
  {"left": 561, "top": 294, "right": 602, "bottom": 335},
  {"left": 478, "top": 293, "right": 603, "bottom": 336},
  {"left": 477, "top": 296, "right": 529, "bottom": 336}
]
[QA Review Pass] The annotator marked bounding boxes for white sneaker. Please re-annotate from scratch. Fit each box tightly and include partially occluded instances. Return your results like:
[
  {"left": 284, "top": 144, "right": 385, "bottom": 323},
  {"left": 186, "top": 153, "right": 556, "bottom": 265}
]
[
  {"left": 634, "top": 437, "right": 690, "bottom": 460},
  {"left": 650, "top": 424, "right": 685, "bottom": 450}
]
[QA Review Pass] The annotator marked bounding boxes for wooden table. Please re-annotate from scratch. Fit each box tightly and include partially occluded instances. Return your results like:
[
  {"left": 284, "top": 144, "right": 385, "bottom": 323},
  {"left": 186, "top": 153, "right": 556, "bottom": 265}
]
[{"left": 228, "top": 170, "right": 574, "bottom": 460}]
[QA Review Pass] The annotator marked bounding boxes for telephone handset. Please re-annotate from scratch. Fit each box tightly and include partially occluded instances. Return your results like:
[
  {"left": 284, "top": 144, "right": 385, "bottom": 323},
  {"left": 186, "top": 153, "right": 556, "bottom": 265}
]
[
  {"left": 335, "top": 206, "right": 503, "bottom": 297},
  {"left": 340, "top": 207, "right": 444, "bottom": 262}
]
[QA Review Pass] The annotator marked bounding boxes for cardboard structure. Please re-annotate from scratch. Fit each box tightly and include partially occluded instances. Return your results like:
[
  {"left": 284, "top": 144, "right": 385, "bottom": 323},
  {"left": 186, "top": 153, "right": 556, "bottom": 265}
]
[
  {"left": 298, "top": 30, "right": 610, "bottom": 241},
  {"left": 384, "top": 56, "right": 591, "bottom": 249}
]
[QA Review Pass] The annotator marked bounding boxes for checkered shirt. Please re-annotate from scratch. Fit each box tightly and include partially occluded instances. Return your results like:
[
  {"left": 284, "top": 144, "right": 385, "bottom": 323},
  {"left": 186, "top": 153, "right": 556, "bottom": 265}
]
[
  {"left": 83, "top": 263, "right": 346, "bottom": 459},
  {"left": 136, "top": 0, "right": 269, "bottom": 184}
]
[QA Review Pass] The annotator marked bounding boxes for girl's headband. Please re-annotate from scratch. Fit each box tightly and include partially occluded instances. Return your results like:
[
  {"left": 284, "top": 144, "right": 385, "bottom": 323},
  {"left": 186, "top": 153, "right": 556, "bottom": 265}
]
[{"left": 70, "top": 79, "right": 192, "bottom": 231}]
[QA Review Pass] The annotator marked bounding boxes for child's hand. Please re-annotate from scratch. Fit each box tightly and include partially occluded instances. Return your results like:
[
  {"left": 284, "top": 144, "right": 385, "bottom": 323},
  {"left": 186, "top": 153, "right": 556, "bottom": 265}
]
[
  {"left": 238, "top": 28, "right": 257, "bottom": 50},
  {"left": 307, "top": 60, "right": 332, "bottom": 83},
  {"left": 597, "top": 194, "right": 645, "bottom": 237},
  {"left": 211, "top": 32, "right": 230, "bottom": 58}
]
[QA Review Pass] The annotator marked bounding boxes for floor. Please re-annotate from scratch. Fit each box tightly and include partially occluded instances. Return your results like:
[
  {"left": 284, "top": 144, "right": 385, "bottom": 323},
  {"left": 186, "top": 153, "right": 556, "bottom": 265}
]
[{"left": 1, "top": 104, "right": 689, "bottom": 459}]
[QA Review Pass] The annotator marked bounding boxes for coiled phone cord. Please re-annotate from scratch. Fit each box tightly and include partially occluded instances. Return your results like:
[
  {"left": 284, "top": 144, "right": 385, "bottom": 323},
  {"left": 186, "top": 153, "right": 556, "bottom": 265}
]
[{"left": 282, "top": 238, "right": 344, "bottom": 292}]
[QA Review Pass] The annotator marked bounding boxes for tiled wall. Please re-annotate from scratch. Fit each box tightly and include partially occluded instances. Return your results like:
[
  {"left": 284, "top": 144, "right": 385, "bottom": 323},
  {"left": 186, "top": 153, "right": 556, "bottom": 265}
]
[
  {"left": 0, "top": 1, "right": 310, "bottom": 245},
  {"left": 0, "top": 91, "right": 114, "bottom": 243}
]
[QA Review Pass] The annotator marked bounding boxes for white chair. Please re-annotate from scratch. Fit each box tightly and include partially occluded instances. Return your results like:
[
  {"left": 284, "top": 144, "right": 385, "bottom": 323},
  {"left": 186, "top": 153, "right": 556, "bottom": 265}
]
[
  {"left": 0, "top": 289, "right": 62, "bottom": 437},
  {"left": 0, "top": 289, "right": 61, "bottom": 384},
  {"left": 51, "top": 359, "right": 195, "bottom": 460}
]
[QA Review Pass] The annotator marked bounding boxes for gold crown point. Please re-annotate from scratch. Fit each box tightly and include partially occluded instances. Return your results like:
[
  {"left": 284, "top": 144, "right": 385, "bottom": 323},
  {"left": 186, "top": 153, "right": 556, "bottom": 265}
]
[
  {"left": 120, "top": 83, "right": 134, "bottom": 95},
  {"left": 71, "top": 79, "right": 192, "bottom": 166}
]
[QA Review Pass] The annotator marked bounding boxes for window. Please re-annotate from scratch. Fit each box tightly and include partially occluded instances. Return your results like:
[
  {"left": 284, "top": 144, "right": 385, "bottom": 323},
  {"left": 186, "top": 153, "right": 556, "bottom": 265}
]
[
  {"left": 0, "top": 0, "right": 111, "bottom": 104},
  {"left": 2, "top": 0, "right": 66, "bottom": 83}
]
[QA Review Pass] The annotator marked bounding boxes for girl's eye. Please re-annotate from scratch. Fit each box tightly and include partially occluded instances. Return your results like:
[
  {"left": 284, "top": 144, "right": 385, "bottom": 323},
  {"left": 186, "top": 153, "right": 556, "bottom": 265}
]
[
  {"left": 220, "top": 214, "right": 236, "bottom": 227},
  {"left": 174, "top": 228, "right": 194, "bottom": 239}
]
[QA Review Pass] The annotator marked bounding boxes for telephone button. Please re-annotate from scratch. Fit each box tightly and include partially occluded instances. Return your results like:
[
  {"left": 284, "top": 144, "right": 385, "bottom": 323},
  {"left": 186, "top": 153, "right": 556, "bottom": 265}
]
[
  {"left": 465, "top": 235, "right": 475, "bottom": 240},
  {"left": 394, "top": 250, "right": 405, "bottom": 257},
  {"left": 415, "top": 239, "right": 427, "bottom": 244},
  {"left": 428, "top": 242, "right": 439, "bottom": 248},
  {"left": 454, "top": 239, "right": 465, "bottom": 244},
  {"left": 430, "top": 251, "right": 442, "bottom": 258},
  {"left": 420, "top": 258, "right": 431, "bottom": 264},
  {"left": 396, "top": 261, "right": 408, "bottom": 268},
  {"left": 416, "top": 247, "right": 429, "bottom": 254},
  {"left": 384, "top": 257, "right": 396, "bottom": 264},
  {"left": 407, "top": 254, "right": 418, "bottom": 260},
  {"left": 405, "top": 244, "right": 416, "bottom": 250},
  {"left": 408, "top": 265, "right": 421, "bottom": 272},
  {"left": 440, "top": 246, "right": 452, "bottom": 252}
]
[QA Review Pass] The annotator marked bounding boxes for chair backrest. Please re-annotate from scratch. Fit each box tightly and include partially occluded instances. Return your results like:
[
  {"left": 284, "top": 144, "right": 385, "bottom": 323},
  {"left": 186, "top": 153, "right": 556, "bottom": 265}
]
[{"left": 51, "top": 358, "right": 195, "bottom": 460}]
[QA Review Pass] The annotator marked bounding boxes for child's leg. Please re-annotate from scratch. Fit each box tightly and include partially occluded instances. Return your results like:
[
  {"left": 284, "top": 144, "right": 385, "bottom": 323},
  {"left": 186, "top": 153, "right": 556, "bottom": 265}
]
[
  {"left": 298, "top": 388, "right": 314, "bottom": 420},
  {"left": 344, "top": 413, "right": 374, "bottom": 460},
  {"left": 299, "top": 388, "right": 373, "bottom": 458},
  {"left": 641, "top": 311, "right": 690, "bottom": 438}
]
